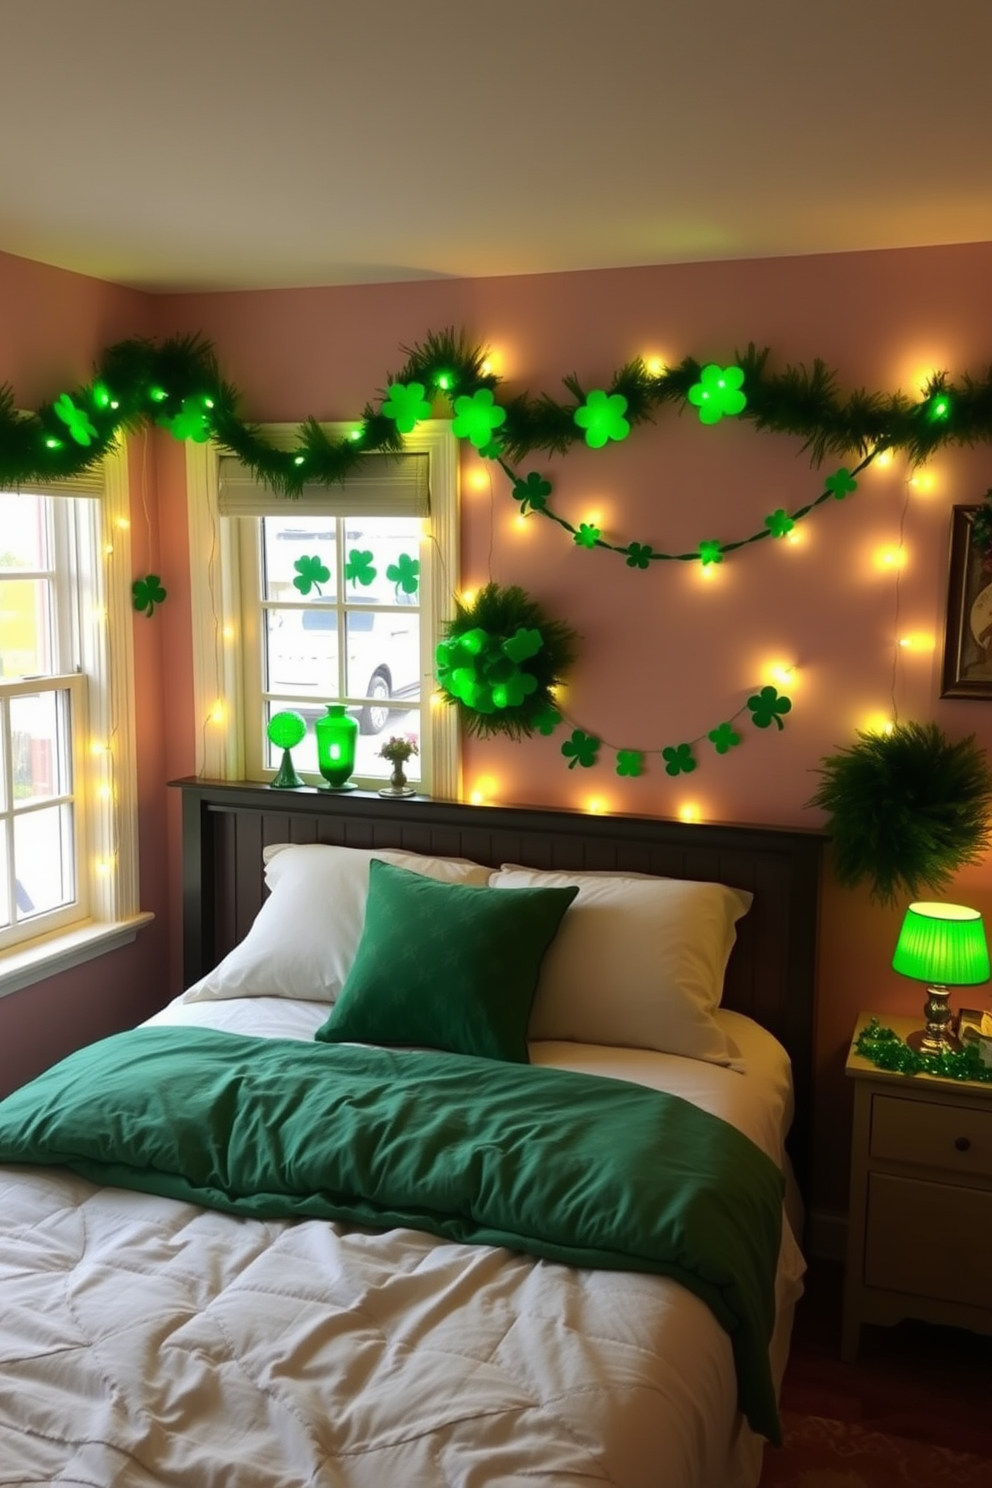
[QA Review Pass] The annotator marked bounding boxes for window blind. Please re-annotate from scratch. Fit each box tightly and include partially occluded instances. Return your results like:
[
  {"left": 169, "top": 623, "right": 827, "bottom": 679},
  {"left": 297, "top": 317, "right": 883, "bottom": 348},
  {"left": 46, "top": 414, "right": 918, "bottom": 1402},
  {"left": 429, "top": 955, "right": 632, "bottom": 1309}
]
[{"left": 217, "top": 450, "right": 430, "bottom": 518}]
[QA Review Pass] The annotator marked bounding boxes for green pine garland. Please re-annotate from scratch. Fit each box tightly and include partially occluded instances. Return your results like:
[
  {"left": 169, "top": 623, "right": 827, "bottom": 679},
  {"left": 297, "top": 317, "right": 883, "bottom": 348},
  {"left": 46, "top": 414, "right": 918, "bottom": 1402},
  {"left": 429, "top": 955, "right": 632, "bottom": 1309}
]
[{"left": 855, "top": 1017, "right": 992, "bottom": 1084}]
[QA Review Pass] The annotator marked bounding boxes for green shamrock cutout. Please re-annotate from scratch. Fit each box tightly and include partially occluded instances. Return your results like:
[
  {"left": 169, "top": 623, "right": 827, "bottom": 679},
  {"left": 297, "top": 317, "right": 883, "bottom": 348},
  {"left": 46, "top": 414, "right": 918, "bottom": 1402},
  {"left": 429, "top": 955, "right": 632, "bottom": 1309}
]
[
  {"left": 157, "top": 395, "right": 213, "bottom": 443},
  {"left": 574, "top": 390, "right": 630, "bottom": 448},
  {"left": 502, "top": 627, "right": 543, "bottom": 663},
  {"left": 386, "top": 553, "right": 420, "bottom": 595},
  {"left": 687, "top": 364, "right": 747, "bottom": 425},
  {"left": 747, "top": 686, "right": 792, "bottom": 730},
  {"left": 625, "top": 542, "right": 653, "bottom": 569},
  {"left": 492, "top": 671, "right": 538, "bottom": 709},
  {"left": 562, "top": 729, "right": 600, "bottom": 769},
  {"left": 765, "top": 509, "right": 794, "bottom": 538},
  {"left": 132, "top": 573, "right": 167, "bottom": 617},
  {"left": 574, "top": 522, "right": 601, "bottom": 549},
  {"left": 698, "top": 540, "right": 723, "bottom": 567},
  {"left": 616, "top": 749, "right": 644, "bottom": 777},
  {"left": 382, "top": 381, "right": 432, "bottom": 434},
  {"left": 662, "top": 743, "right": 697, "bottom": 776},
  {"left": 512, "top": 472, "right": 552, "bottom": 513},
  {"left": 479, "top": 437, "right": 504, "bottom": 460},
  {"left": 534, "top": 705, "right": 562, "bottom": 736},
  {"left": 452, "top": 388, "right": 507, "bottom": 449},
  {"left": 708, "top": 722, "right": 741, "bottom": 754},
  {"left": 825, "top": 467, "right": 857, "bottom": 499},
  {"left": 293, "top": 555, "right": 330, "bottom": 596},
  {"left": 53, "top": 393, "right": 98, "bottom": 447},
  {"left": 345, "top": 549, "right": 376, "bottom": 587}
]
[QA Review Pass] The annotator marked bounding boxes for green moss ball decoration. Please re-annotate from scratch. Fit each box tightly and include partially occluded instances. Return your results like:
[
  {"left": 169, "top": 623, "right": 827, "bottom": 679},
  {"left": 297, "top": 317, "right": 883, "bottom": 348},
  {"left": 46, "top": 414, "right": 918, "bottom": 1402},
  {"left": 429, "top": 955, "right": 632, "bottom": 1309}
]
[
  {"left": 435, "top": 582, "right": 577, "bottom": 740},
  {"left": 808, "top": 721, "right": 992, "bottom": 905}
]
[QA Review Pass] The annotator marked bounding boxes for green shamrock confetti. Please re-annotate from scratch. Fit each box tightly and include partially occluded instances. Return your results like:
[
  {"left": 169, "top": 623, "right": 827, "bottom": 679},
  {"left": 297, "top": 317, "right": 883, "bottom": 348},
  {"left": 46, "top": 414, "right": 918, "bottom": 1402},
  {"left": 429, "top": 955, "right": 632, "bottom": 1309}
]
[
  {"left": 132, "top": 573, "right": 167, "bottom": 617},
  {"left": 345, "top": 549, "right": 376, "bottom": 586},
  {"left": 616, "top": 749, "right": 644, "bottom": 777},
  {"left": 534, "top": 705, "right": 562, "bottom": 736},
  {"left": 502, "top": 627, "right": 543, "bottom": 663},
  {"left": 53, "top": 393, "right": 98, "bottom": 447},
  {"left": 573, "top": 390, "right": 630, "bottom": 448},
  {"left": 687, "top": 364, "right": 747, "bottom": 425},
  {"left": 293, "top": 555, "right": 330, "bottom": 596},
  {"left": 574, "top": 522, "right": 602, "bottom": 549},
  {"left": 825, "top": 467, "right": 857, "bottom": 499},
  {"left": 512, "top": 472, "right": 552, "bottom": 512},
  {"left": 381, "top": 381, "right": 432, "bottom": 434},
  {"left": 452, "top": 388, "right": 507, "bottom": 449},
  {"left": 765, "top": 509, "right": 794, "bottom": 538},
  {"left": 157, "top": 394, "right": 213, "bottom": 443},
  {"left": 708, "top": 722, "right": 741, "bottom": 754},
  {"left": 562, "top": 729, "right": 600, "bottom": 769},
  {"left": 386, "top": 553, "right": 420, "bottom": 595},
  {"left": 698, "top": 540, "right": 723, "bottom": 566},
  {"left": 662, "top": 743, "right": 697, "bottom": 776},
  {"left": 747, "top": 686, "right": 792, "bottom": 730},
  {"left": 625, "top": 542, "right": 653, "bottom": 569}
]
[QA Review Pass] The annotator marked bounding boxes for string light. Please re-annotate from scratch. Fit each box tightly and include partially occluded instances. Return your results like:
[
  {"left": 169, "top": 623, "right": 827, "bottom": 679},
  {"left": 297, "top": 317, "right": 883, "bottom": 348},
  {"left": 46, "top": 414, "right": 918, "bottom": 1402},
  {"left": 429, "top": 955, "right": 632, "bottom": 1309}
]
[
  {"left": 585, "top": 796, "right": 608, "bottom": 815},
  {"left": 679, "top": 803, "right": 701, "bottom": 823}
]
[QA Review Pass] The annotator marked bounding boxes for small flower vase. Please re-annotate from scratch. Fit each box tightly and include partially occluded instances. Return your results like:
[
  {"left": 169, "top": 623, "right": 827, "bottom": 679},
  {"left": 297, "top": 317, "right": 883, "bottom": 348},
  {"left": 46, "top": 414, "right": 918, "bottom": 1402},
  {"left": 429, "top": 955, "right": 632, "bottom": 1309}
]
[{"left": 379, "top": 757, "right": 416, "bottom": 798}]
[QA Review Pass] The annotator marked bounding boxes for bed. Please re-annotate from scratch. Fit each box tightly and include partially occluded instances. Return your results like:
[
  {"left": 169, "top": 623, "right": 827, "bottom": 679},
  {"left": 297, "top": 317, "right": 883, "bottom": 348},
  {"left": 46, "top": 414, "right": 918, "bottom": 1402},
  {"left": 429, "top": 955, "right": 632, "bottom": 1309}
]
[{"left": 0, "top": 781, "right": 824, "bottom": 1488}]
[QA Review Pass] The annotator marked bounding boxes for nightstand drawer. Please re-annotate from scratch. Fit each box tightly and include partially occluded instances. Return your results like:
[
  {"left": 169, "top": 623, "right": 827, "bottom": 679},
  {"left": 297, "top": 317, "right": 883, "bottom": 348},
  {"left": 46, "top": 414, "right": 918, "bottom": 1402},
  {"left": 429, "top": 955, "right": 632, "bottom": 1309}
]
[
  {"left": 871, "top": 1094, "right": 992, "bottom": 1178},
  {"left": 865, "top": 1174, "right": 992, "bottom": 1307}
]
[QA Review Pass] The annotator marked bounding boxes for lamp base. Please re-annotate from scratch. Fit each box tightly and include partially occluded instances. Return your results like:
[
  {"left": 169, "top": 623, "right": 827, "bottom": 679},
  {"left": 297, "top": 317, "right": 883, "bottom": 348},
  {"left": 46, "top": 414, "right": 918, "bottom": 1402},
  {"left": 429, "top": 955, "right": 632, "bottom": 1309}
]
[
  {"left": 905, "top": 1026, "right": 962, "bottom": 1055},
  {"left": 906, "top": 982, "right": 960, "bottom": 1055}
]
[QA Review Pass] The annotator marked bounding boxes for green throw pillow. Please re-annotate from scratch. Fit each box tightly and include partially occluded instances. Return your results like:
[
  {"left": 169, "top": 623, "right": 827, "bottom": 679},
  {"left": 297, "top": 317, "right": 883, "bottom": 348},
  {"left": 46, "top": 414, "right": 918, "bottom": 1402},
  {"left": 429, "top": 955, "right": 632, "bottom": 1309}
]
[{"left": 315, "top": 859, "right": 578, "bottom": 1063}]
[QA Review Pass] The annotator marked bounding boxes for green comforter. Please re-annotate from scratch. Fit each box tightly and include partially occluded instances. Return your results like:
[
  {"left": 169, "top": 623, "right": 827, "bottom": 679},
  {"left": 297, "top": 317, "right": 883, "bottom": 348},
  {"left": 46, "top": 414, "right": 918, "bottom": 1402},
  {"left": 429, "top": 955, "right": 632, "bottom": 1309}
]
[{"left": 0, "top": 1027, "right": 785, "bottom": 1441}]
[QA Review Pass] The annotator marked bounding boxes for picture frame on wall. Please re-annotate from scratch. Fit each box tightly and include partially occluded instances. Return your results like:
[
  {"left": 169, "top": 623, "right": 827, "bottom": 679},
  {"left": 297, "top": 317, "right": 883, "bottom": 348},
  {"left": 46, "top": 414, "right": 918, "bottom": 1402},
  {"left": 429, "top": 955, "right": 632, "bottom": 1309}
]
[{"left": 941, "top": 503, "right": 992, "bottom": 699}]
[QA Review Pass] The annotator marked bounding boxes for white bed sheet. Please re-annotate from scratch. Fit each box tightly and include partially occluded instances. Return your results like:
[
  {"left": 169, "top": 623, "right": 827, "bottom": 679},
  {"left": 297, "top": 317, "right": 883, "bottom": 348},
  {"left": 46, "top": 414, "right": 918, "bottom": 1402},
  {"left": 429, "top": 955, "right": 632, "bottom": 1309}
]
[{"left": 0, "top": 997, "right": 805, "bottom": 1488}]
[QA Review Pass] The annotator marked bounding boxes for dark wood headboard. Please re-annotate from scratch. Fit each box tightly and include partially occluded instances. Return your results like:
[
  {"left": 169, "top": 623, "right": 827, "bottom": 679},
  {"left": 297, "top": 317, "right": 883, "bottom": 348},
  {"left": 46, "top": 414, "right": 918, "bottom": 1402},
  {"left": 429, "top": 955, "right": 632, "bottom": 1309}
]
[{"left": 173, "top": 779, "right": 824, "bottom": 1189}]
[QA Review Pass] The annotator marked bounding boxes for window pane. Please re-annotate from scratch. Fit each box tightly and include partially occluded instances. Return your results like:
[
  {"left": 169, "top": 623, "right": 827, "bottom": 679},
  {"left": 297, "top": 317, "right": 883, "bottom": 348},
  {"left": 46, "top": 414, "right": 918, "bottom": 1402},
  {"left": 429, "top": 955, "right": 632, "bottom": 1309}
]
[
  {"left": 266, "top": 606, "right": 340, "bottom": 697},
  {"left": 343, "top": 516, "right": 422, "bottom": 603},
  {"left": 10, "top": 690, "right": 70, "bottom": 803},
  {"left": 0, "top": 492, "right": 49, "bottom": 570},
  {"left": 0, "top": 578, "right": 54, "bottom": 678},
  {"left": 0, "top": 821, "right": 9, "bottom": 928},
  {"left": 14, "top": 803, "right": 74, "bottom": 919},
  {"left": 346, "top": 608, "right": 421, "bottom": 731},
  {"left": 262, "top": 520, "right": 337, "bottom": 604}
]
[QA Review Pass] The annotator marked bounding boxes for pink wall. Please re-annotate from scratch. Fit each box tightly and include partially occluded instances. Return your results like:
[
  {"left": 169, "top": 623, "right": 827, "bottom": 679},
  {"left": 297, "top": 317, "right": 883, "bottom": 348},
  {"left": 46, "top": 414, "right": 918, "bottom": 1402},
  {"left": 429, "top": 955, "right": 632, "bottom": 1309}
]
[{"left": 3, "top": 242, "right": 992, "bottom": 1217}]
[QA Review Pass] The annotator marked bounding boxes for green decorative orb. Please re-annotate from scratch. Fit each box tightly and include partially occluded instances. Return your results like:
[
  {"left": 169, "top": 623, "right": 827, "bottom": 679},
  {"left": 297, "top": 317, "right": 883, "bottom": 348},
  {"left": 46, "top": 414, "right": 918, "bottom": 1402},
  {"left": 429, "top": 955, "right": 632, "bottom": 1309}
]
[{"left": 267, "top": 710, "right": 307, "bottom": 750}]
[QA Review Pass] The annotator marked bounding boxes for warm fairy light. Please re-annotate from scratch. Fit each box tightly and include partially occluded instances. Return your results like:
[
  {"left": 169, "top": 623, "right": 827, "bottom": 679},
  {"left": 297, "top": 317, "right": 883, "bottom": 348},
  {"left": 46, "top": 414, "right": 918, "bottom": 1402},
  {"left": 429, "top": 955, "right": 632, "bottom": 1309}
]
[
  {"left": 872, "top": 449, "right": 894, "bottom": 470},
  {"left": 679, "top": 803, "right": 701, "bottom": 823},
  {"left": 91, "top": 605, "right": 107, "bottom": 623},
  {"left": 90, "top": 739, "right": 109, "bottom": 756},
  {"left": 585, "top": 796, "right": 607, "bottom": 815},
  {"left": 765, "top": 661, "right": 797, "bottom": 689},
  {"left": 104, "top": 543, "right": 114, "bottom": 556},
  {"left": 645, "top": 355, "right": 668, "bottom": 377},
  {"left": 460, "top": 589, "right": 477, "bottom": 607},
  {"left": 469, "top": 775, "right": 498, "bottom": 806},
  {"left": 584, "top": 510, "right": 603, "bottom": 529},
  {"left": 115, "top": 516, "right": 130, "bottom": 530},
  {"left": 209, "top": 700, "right": 227, "bottom": 726},
  {"left": 875, "top": 546, "right": 907, "bottom": 571},
  {"left": 898, "top": 633, "right": 935, "bottom": 652},
  {"left": 908, "top": 469, "right": 937, "bottom": 494},
  {"left": 698, "top": 563, "right": 720, "bottom": 582},
  {"left": 222, "top": 624, "right": 236, "bottom": 642},
  {"left": 863, "top": 712, "right": 895, "bottom": 736},
  {"left": 513, "top": 512, "right": 530, "bottom": 532},
  {"left": 468, "top": 466, "right": 490, "bottom": 492},
  {"left": 96, "top": 783, "right": 112, "bottom": 801},
  {"left": 430, "top": 689, "right": 445, "bottom": 709},
  {"left": 94, "top": 854, "right": 116, "bottom": 875}
]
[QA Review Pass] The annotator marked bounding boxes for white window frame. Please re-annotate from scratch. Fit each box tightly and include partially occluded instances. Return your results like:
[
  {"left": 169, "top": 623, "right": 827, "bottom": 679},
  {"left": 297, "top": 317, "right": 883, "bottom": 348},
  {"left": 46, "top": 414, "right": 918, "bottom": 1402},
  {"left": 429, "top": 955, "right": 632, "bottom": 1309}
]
[
  {"left": 0, "top": 443, "right": 152, "bottom": 997},
  {"left": 186, "top": 422, "right": 460, "bottom": 799}
]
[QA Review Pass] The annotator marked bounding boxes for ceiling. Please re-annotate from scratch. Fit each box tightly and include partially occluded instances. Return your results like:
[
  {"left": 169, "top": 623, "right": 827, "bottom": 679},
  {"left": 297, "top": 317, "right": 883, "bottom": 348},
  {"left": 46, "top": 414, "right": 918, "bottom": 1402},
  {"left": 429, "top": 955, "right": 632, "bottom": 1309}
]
[{"left": 2, "top": 0, "right": 991, "bottom": 294}]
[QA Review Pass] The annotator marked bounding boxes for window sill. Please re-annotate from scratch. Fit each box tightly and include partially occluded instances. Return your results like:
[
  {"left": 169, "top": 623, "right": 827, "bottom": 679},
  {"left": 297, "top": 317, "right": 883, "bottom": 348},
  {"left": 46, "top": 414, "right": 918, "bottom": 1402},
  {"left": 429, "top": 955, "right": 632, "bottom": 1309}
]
[{"left": 0, "top": 913, "right": 155, "bottom": 1000}]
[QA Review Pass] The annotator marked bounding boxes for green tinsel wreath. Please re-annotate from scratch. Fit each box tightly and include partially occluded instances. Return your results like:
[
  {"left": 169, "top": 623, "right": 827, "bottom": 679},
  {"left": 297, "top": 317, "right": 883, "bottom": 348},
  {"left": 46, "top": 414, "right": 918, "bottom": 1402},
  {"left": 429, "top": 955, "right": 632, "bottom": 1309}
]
[
  {"left": 434, "top": 583, "right": 577, "bottom": 740},
  {"left": 808, "top": 721, "right": 992, "bottom": 905}
]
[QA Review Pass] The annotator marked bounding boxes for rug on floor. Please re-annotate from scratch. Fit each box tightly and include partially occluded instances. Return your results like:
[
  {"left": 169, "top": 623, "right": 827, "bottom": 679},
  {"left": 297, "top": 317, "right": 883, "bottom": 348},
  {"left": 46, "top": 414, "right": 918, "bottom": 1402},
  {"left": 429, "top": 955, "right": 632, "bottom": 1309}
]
[{"left": 759, "top": 1412, "right": 992, "bottom": 1486}]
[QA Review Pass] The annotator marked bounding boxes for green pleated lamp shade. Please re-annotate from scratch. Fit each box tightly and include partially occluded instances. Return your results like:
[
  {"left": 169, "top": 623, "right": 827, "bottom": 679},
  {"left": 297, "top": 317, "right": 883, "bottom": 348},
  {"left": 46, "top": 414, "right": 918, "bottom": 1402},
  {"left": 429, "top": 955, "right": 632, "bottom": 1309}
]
[
  {"left": 315, "top": 704, "right": 358, "bottom": 789},
  {"left": 892, "top": 902, "right": 991, "bottom": 985}
]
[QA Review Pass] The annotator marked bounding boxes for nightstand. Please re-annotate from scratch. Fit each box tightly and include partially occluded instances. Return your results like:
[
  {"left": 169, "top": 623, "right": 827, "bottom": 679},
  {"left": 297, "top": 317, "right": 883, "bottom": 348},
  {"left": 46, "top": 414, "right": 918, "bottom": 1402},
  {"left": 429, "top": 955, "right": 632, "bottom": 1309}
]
[{"left": 842, "top": 1011, "right": 992, "bottom": 1363}]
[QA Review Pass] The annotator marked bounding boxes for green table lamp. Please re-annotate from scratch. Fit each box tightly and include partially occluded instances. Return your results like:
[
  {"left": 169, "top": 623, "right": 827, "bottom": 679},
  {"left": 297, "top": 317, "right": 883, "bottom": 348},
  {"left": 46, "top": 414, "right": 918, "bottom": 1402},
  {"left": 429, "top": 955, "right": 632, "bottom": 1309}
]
[
  {"left": 267, "top": 710, "right": 307, "bottom": 789},
  {"left": 892, "top": 901, "right": 991, "bottom": 1054}
]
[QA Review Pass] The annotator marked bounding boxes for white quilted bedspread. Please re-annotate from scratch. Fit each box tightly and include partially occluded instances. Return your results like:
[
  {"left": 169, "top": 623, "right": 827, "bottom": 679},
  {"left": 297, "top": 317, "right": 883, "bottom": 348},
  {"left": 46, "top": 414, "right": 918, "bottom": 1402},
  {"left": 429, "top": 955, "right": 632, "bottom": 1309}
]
[{"left": 0, "top": 1004, "right": 803, "bottom": 1488}]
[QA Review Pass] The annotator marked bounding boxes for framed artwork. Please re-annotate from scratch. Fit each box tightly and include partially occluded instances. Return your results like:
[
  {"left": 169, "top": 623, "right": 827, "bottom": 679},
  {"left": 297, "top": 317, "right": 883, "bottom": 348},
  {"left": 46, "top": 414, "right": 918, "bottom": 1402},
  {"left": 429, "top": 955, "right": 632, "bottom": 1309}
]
[{"left": 941, "top": 504, "right": 992, "bottom": 699}]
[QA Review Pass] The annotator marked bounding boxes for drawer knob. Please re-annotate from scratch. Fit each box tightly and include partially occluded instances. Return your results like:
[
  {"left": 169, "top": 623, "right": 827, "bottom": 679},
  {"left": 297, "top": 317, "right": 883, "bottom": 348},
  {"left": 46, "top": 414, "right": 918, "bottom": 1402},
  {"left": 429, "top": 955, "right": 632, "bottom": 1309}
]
[{"left": 954, "top": 1136, "right": 972, "bottom": 1152}]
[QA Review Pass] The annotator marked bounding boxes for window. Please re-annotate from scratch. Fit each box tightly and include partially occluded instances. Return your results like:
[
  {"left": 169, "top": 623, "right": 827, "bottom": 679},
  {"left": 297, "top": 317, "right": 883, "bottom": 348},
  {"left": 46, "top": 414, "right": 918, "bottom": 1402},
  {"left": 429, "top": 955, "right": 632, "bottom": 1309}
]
[
  {"left": 186, "top": 423, "right": 460, "bottom": 797},
  {"left": 0, "top": 448, "right": 150, "bottom": 994}
]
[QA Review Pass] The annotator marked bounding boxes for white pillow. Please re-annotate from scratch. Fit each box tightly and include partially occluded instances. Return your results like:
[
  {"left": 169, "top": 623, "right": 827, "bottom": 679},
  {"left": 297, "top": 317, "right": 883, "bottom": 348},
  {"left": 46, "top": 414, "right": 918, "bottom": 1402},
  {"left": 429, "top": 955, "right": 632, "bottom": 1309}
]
[
  {"left": 489, "top": 866, "right": 752, "bottom": 1064},
  {"left": 182, "top": 843, "right": 492, "bottom": 1004}
]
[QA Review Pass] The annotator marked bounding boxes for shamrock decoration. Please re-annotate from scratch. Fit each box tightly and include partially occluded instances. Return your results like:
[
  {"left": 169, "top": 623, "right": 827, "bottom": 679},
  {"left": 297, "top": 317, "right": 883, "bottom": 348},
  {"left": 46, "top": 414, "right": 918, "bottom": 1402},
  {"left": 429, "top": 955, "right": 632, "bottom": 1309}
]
[
  {"left": 825, "top": 467, "right": 857, "bottom": 499},
  {"left": 502, "top": 627, "right": 543, "bottom": 663},
  {"left": 345, "top": 549, "right": 376, "bottom": 586},
  {"left": 574, "top": 522, "right": 602, "bottom": 549},
  {"left": 53, "top": 393, "right": 98, "bottom": 447},
  {"left": 512, "top": 471, "right": 552, "bottom": 513},
  {"left": 661, "top": 743, "right": 697, "bottom": 776},
  {"left": 625, "top": 542, "right": 653, "bottom": 569},
  {"left": 157, "top": 395, "right": 213, "bottom": 443},
  {"left": 479, "top": 437, "right": 504, "bottom": 460},
  {"left": 698, "top": 540, "right": 723, "bottom": 567},
  {"left": 573, "top": 390, "right": 630, "bottom": 449},
  {"left": 616, "top": 749, "right": 644, "bottom": 777},
  {"left": 293, "top": 554, "right": 330, "bottom": 595},
  {"left": 492, "top": 671, "right": 538, "bottom": 709},
  {"left": 687, "top": 364, "right": 747, "bottom": 425},
  {"left": 765, "top": 509, "right": 794, "bottom": 538},
  {"left": 534, "top": 704, "right": 562, "bottom": 736},
  {"left": 381, "top": 381, "right": 432, "bottom": 434},
  {"left": 562, "top": 729, "right": 600, "bottom": 769},
  {"left": 452, "top": 388, "right": 507, "bottom": 449},
  {"left": 132, "top": 573, "right": 167, "bottom": 617},
  {"left": 747, "top": 686, "right": 792, "bottom": 730},
  {"left": 386, "top": 553, "right": 420, "bottom": 595},
  {"left": 708, "top": 722, "right": 741, "bottom": 754}
]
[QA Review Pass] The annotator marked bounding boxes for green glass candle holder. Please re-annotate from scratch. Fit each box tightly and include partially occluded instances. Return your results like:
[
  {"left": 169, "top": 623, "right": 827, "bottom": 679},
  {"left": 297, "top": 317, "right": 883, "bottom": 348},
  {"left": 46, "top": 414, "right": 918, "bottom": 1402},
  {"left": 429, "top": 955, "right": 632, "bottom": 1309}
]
[
  {"left": 315, "top": 704, "right": 358, "bottom": 789},
  {"left": 267, "top": 710, "right": 307, "bottom": 789}
]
